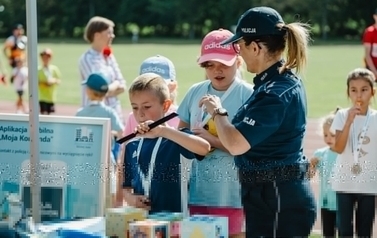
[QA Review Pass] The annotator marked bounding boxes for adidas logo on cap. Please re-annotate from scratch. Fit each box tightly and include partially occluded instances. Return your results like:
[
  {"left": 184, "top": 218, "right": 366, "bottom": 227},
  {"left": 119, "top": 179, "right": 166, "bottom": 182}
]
[
  {"left": 204, "top": 42, "right": 231, "bottom": 50},
  {"left": 141, "top": 66, "right": 166, "bottom": 74}
]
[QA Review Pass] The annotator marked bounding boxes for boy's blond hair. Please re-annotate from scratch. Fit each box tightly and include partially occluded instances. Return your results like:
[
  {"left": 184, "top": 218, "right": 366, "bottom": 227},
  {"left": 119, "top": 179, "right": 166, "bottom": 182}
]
[{"left": 129, "top": 73, "right": 170, "bottom": 103}]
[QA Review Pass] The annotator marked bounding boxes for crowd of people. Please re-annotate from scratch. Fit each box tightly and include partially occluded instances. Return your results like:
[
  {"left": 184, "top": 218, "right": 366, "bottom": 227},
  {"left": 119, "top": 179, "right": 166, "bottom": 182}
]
[{"left": 3, "top": 5, "right": 377, "bottom": 238}]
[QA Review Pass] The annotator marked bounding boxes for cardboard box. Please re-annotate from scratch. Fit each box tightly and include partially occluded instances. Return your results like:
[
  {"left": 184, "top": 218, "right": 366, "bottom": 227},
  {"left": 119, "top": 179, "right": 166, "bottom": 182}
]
[
  {"left": 148, "top": 212, "right": 183, "bottom": 238},
  {"left": 129, "top": 220, "right": 170, "bottom": 238},
  {"left": 181, "top": 215, "right": 228, "bottom": 238},
  {"left": 105, "top": 206, "right": 147, "bottom": 238}
]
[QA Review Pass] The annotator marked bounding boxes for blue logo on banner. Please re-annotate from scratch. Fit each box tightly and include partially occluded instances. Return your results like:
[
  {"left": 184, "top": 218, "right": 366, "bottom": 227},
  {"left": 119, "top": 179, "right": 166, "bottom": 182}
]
[{"left": 75, "top": 127, "right": 94, "bottom": 143}]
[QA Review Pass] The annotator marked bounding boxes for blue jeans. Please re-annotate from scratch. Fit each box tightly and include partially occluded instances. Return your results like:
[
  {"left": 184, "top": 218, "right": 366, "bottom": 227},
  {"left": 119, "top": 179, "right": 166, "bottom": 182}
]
[
  {"left": 336, "top": 192, "right": 375, "bottom": 237},
  {"left": 241, "top": 178, "right": 316, "bottom": 237}
]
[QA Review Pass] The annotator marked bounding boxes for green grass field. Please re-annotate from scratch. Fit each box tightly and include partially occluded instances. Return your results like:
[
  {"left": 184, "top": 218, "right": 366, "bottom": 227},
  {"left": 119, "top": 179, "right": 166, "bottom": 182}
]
[{"left": 0, "top": 40, "right": 364, "bottom": 118}]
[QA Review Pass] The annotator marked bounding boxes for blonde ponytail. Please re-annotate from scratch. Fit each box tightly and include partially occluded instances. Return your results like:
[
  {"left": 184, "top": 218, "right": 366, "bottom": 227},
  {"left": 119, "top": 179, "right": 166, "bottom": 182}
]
[{"left": 280, "top": 23, "right": 311, "bottom": 74}]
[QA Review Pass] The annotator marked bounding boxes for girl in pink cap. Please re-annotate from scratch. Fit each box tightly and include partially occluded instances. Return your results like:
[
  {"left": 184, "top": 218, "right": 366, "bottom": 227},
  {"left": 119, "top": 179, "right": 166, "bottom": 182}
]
[{"left": 178, "top": 28, "right": 254, "bottom": 238}]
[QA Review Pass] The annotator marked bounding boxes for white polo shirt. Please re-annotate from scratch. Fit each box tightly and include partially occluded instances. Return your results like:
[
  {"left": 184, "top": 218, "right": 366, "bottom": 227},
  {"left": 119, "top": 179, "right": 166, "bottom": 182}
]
[{"left": 78, "top": 48, "right": 126, "bottom": 121}]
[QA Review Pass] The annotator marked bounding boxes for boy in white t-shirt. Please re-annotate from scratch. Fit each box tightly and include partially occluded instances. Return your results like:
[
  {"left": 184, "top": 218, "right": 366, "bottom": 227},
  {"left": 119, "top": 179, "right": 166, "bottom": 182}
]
[
  {"left": 331, "top": 68, "right": 377, "bottom": 237},
  {"left": 11, "top": 57, "right": 28, "bottom": 113}
]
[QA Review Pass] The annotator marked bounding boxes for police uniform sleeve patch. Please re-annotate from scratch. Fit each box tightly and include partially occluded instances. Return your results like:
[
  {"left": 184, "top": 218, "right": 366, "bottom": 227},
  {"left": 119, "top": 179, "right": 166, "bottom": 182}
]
[{"left": 265, "top": 81, "right": 275, "bottom": 93}]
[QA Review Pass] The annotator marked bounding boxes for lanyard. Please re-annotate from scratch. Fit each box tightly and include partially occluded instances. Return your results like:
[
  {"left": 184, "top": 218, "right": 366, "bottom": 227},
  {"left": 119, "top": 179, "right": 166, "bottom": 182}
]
[
  {"left": 199, "top": 78, "right": 239, "bottom": 127},
  {"left": 136, "top": 137, "right": 162, "bottom": 197},
  {"left": 352, "top": 110, "right": 370, "bottom": 164}
]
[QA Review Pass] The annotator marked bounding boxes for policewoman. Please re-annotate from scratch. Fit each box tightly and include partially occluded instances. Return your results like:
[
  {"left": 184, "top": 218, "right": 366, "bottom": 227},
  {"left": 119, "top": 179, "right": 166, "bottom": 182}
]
[{"left": 200, "top": 6, "right": 316, "bottom": 237}]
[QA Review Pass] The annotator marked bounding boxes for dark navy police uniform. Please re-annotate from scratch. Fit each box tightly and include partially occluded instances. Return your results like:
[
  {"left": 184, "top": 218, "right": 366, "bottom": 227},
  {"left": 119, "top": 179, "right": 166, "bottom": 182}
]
[{"left": 232, "top": 60, "right": 316, "bottom": 237}]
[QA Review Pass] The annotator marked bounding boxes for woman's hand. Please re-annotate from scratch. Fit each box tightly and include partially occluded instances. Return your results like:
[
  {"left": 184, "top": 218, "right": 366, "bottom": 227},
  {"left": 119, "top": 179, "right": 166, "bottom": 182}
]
[{"left": 199, "top": 94, "right": 223, "bottom": 116}]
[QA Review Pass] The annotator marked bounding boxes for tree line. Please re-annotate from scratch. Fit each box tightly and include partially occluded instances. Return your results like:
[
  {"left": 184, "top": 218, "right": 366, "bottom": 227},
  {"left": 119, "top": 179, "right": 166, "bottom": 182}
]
[{"left": 0, "top": 0, "right": 376, "bottom": 40}]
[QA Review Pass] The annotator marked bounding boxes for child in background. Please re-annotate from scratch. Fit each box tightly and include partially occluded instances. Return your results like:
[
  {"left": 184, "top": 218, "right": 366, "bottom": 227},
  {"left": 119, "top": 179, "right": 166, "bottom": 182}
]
[
  {"left": 11, "top": 57, "right": 28, "bottom": 113},
  {"left": 38, "top": 48, "right": 61, "bottom": 115},
  {"left": 309, "top": 108, "right": 339, "bottom": 238},
  {"left": 0, "top": 59, "right": 7, "bottom": 84},
  {"left": 331, "top": 68, "right": 377, "bottom": 237},
  {"left": 124, "top": 55, "right": 179, "bottom": 135},
  {"left": 76, "top": 73, "right": 124, "bottom": 205},
  {"left": 122, "top": 73, "right": 210, "bottom": 215},
  {"left": 177, "top": 28, "right": 254, "bottom": 238}
]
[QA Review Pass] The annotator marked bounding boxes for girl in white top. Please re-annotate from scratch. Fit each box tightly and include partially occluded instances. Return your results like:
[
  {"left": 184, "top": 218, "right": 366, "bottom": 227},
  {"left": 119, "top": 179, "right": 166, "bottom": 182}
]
[
  {"left": 330, "top": 68, "right": 377, "bottom": 237},
  {"left": 11, "top": 57, "right": 28, "bottom": 113}
]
